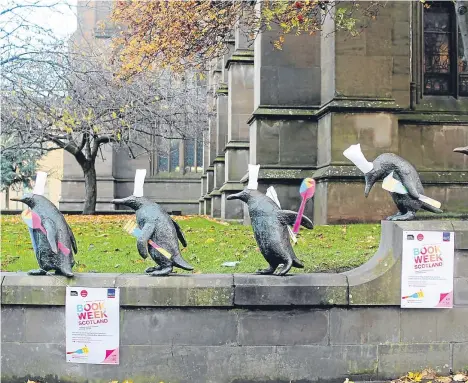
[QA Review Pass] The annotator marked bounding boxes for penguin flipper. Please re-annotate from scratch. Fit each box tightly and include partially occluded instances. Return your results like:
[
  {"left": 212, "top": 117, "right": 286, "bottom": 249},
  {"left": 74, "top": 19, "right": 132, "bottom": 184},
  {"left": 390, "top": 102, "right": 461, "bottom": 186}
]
[
  {"left": 42, "top": 219, "right": 58, "bottom": 254},
  {"left": 278, "top": 210, "right": 314, "bottom": 229},
  {"left": 171, "top": 218, "right": 187, "bottom": 247},
  {"left": 421, "top": 203, "right": 443, "bottom": 214},
  {"left": 137, "top": 223, "right": 154, "bottom": 259},
  {"left": 395, "top": 169, "right": 420, "bottom": 199},
  {"left": 66, "top": 221, "right": 78, "bottom": 254}
]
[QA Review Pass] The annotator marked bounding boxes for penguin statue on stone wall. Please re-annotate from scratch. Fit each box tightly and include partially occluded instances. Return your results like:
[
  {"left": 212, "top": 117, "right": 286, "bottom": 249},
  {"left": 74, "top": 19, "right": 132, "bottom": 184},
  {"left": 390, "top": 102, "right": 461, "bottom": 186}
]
[
  {"left": 112, "top": 169, "right": 193, "bottom": 276},
  {"left": 227, "top": 164, "right": 313, "bottom": 276},
  {"left": 343, "top": 144, "right": 443, "bottom": 221},
  {"left": 11, "top": 171, "right": 77, "bottom": 276}
]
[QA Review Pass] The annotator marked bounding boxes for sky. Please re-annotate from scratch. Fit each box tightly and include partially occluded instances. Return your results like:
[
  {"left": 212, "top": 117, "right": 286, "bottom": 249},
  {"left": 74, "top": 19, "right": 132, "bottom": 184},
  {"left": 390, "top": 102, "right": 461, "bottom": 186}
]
[{"left": 30, "top": 0, "right": 78, "bottom": 38}]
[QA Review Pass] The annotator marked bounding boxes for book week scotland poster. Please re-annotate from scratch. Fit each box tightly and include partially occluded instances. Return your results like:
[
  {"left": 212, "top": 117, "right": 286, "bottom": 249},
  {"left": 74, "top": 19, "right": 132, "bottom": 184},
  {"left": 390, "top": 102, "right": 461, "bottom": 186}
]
[
  {"left": 401, "top": 231, "right": 454, "bottom": 308},
  {"left": 66, "top": 287, "right": 120, "bottom": 364}
]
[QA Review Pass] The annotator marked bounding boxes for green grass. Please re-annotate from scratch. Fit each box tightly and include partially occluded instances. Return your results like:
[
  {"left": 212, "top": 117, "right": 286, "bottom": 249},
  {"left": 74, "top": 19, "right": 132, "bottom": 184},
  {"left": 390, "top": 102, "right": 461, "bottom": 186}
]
[{"left": 0, "top": 215, "right": 380, "bottom": 274}]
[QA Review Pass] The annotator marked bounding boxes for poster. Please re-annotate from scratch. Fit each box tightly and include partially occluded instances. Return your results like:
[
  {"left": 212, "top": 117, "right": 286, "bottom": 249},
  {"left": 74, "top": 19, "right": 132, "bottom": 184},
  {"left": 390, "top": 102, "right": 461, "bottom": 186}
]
[
  {"left": 401, "top": 231, "right": 454, "bottom": 308},
  {"left": 66, "top": 287, "right": 120, "bottom": 364}
]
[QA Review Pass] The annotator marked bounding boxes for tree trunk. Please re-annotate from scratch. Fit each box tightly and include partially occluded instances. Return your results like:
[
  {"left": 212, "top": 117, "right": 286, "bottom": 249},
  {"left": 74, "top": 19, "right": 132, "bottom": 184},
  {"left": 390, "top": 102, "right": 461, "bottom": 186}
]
[{"left": 81, "top": 161, "right": 97, "bottom": 215}]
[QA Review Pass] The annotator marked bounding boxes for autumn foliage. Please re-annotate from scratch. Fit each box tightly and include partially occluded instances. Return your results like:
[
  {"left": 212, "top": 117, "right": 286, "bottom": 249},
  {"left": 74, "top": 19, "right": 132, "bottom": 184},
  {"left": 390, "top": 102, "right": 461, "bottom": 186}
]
[{"left": 112, "top": 0, "right": 383, "bottom": 76}]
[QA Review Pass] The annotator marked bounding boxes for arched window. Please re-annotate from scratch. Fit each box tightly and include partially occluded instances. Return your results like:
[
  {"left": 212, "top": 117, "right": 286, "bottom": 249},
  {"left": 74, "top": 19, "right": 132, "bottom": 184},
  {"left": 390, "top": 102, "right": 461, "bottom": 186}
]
[{"left": 423, "top": 1, "right": 468, "bottom": 96}]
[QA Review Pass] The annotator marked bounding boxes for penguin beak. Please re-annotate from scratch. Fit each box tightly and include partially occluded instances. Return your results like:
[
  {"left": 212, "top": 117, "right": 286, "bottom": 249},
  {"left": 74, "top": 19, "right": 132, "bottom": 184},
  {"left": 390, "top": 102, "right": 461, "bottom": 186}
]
[
  {"left": 454, "top": 146, "right": 468, "bottom": 155},
  {"left": 226, "top": 192, "right": 242, "bottom": 201},
  {"left": 364, "top": 174, "right": 375, "bottom": 198},
  {"left": 111, "top": 198, "right": 125, "bottom": 205},
  {"left": 10, "top": 197, "right": 23, "bottom": 202}
]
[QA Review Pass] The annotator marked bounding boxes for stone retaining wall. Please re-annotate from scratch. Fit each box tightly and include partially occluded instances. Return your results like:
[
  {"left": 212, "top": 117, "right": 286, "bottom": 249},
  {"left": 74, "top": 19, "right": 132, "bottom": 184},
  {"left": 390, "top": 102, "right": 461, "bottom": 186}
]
[{"left": 1, "top": 220, "right": 467, "bottom": 383}]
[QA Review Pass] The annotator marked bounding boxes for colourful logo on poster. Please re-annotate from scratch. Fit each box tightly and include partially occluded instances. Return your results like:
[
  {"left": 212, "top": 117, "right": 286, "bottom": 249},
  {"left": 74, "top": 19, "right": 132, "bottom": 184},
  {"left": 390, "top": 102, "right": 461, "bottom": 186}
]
[
  {"left": 77, "top": 301, "right": 108, "bottom": 325},
  {"left": 413, "top": 244, "right": 443, "bottom": 270},
  {"left": 402, "top": 289, "right": 424, "bottom": 300},
  {"left": 67, "top": 345, "right": 89, "bottom": 355}
]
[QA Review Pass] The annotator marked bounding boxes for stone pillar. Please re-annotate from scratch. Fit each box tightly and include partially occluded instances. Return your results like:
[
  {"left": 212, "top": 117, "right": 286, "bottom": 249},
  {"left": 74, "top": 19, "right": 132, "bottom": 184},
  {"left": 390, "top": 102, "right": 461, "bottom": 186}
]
[
  {"left": 247, "top": 6, "right": 321, "bottom": 221},
  {"left": 313, "top": 2, "right": 408, "bottom": 224},
  {"left": 201, "top": 59, "right": 222, "bottom": 215},
  {"left": 199, "top": 174, "right": 206, "bottom": 215},
  {"left": 210, "top": 79, "right": 228, "bottom": 218},
  {"left": 221, "top": 40, "right": 254, "bottom": 220},
  {"left": 204, "top": 167, "right": 214, "bottom": 215}
]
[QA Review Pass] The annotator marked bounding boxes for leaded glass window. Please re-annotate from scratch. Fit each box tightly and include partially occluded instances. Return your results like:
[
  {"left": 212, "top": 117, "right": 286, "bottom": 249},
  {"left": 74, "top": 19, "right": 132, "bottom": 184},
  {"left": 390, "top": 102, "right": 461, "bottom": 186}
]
[{"left": 423, "top": 1, "right": 468, "bottom": 97}]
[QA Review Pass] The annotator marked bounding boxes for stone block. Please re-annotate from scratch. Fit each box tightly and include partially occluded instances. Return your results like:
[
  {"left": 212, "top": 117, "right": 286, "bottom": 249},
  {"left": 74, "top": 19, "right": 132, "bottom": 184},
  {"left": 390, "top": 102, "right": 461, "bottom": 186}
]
[
  {"left": 335, "top": 32, "right": 366, "bottom": 56},
  {"left": 1, "top": 342, "right": 88, "bottom": 383},
  {"left": 455, "top": 278, "right": 468, "bottom": 306},
  {"left": 378, "top": 343, "right": 451, "bottom": 379},
  {"left": 115, "top": 274, "right": 234, "bottom": 307},
  {"left": 23, "top": 307, "right": 65, "bottom": 343},
  {"left": 393, "top": 56, "right": 410, "bottom": 75},
  {"left": 456, "top": 250, "right": 468, "bottom": 278},
  {"left": 365, "top": 16, "right": 393, "bottom": 56},
  {"left": 238, "top": 310, "right": 328, "bottom": 346},
  {"left": 335, "top": 56, "right": 393, "bottom": 97},
  {"left": 401, "top": 308, "right": 468, "bottom": 342},
  {"left": 398, "top": 124, "right": 468, "bottom": 171},
  {"left": 279, "top": 120, "right": 318, "bottom": 166},
  {"left": 1, "top": 306, "right": 25, "bottom": 342},
  {"left": 1, "top": 273, "right": 117, "bottom": 305},
  {"left": 276, "top": 345, "right": 378, "bottom": 381},
  {"left": 84, "top": 345, "right": 208, "bottom": 383},
  {"left": 234, "top": 273, "right": 348, "bottom": 306},
  {"left": 121, "top": 308, "right": 238, "bottom": 346},
  {"left": 256, "top": 120, "right": 280, "bottom": 165},
  {"left": 392, "top": 21, "right": 410, "bottom": 56},
  {"left": 211, "top": 194, "right": 222, "bottom": 218},
  {"left": 214, "top": 161, "right": 225, "bottom": 189},
  {"left": 453, "top": 343, "right": 468, "bottom": 372},
  {"left": 330, "top": 112, "right": 398, "bottom": 162},
  {"left": 330, "top": 307, "right": 400, "bottom": 344},
  {"left": 205, "top": 346, "right": 279, "bottom": 383},
  {"left": 454, "top": 221, "right": 468, "bottom": 250}
]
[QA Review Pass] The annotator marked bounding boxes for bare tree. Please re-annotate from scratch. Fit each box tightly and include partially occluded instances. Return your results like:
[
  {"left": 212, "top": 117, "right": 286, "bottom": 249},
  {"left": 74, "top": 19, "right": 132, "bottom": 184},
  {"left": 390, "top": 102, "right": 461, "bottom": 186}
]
[{"left": 1, "top": 42, "right": 209, "bottom": 213}]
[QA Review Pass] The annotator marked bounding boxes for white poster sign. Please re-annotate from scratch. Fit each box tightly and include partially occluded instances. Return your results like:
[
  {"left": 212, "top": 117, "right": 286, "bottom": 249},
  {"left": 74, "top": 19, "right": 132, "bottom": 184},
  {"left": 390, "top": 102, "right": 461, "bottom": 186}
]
[
  {"left": 66, "top": 287, "right": 120, "bottom": 364},
  {"left": 401, "top": 231, "right": 454, "bottom": 308}
]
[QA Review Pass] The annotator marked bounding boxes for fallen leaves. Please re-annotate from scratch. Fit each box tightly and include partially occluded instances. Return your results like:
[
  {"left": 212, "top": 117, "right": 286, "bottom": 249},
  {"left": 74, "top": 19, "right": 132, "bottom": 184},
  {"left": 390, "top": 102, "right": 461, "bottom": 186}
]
[{"left": 389, "top": 370, "right": 468, "bottom": 383}]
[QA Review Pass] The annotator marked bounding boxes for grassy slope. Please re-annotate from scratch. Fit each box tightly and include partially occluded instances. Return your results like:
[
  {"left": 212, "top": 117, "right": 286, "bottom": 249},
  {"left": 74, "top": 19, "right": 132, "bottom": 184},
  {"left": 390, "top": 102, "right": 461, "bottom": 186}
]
[{"left": 0, "top": 215, "right": 380, "bottom": 274}]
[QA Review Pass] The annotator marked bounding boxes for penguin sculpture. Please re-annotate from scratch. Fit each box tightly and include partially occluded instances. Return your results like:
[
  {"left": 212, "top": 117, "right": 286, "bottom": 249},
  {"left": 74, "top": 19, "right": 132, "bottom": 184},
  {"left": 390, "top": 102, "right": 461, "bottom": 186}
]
[
  {"left": 11, "top": 172, "right": 76, "bottom": 276},
  {"left": 111, "top": 169, "right": 193, "bottom": 276},
  {"left": 454, "top": 146, "right": 468, "bottom": 156},
  {"left": 227, "top": 165, "right": 313, "bottom": 276},
  {"left": 343, "top": 144, "right": 443, "bottom": 221}
]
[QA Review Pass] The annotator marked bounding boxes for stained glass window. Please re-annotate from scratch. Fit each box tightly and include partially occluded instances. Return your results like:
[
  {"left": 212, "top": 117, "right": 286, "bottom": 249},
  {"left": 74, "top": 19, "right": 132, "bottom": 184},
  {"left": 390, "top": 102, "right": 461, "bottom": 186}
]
[
  {"left": 423, "top": 1, "right": 468, "bottom": 97},
  {"left": 184, "top": 139, "right": 195, "bottom": 172},
  {"left": 196, "top": 138, "right": 204, "bottom": 172},
  {"left": 459, "top": 24, "right": 468, "bottom": 96},
  {"left": 170, "top": 140, "right": 180, "bottom": 172},
  {"left": 424, "top": 2, "right": 454, "bottom": 95}
]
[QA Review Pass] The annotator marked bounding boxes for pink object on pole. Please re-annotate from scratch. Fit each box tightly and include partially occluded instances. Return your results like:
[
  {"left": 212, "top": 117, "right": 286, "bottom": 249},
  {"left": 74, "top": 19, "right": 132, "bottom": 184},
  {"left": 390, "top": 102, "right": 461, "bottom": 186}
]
[{"left": 292, "top": 178, "right": 316, "bottom": 234}]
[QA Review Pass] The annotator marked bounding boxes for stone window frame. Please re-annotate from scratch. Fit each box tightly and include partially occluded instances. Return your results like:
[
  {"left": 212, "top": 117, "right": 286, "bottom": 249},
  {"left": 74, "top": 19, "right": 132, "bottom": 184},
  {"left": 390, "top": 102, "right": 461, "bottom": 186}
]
[
  {"left": 413, "top": 1, "right": 468, "bottom": 101},
  {"left": 152, "top": 138, "right": 203, "bottom": 175}
]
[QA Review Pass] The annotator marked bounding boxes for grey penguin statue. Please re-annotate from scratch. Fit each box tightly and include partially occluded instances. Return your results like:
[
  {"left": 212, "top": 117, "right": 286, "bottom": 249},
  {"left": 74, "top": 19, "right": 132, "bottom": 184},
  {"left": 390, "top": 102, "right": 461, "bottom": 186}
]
[
  {"left": 111, "top": 169, "right": 193, "bottom": 276},
  {"left": 11, "top": 172, "right": 76, "bottom": 276},
  {"left": 227, "top": 165, "right": 313, "bottom": 276},
  {"left": 343, "top": 144, "right": 443, "bottom": 221},
  {"left": 454, "top": 146, "right": 468, "bottom": 155}
]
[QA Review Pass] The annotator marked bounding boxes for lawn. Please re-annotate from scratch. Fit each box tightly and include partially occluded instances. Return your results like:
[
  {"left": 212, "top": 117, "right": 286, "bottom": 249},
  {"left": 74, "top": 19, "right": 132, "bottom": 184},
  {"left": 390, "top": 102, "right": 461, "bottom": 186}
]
[{"left": 0, "top": 215, "right": 380, "bottom": 274}]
